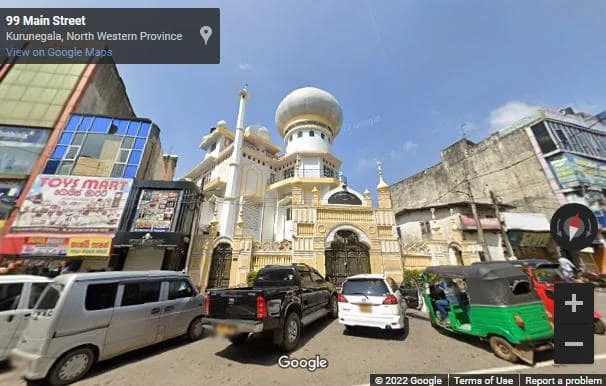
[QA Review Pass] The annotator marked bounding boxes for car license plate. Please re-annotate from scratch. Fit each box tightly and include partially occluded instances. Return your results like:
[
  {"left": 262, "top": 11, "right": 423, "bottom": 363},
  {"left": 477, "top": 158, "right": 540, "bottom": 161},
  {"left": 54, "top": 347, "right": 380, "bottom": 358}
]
[
  {"left": 359, "top": 304, "right": 372, "bottom": 313},
  {"left": 216, "top": 324, "right": 236, "bottom": 336}
]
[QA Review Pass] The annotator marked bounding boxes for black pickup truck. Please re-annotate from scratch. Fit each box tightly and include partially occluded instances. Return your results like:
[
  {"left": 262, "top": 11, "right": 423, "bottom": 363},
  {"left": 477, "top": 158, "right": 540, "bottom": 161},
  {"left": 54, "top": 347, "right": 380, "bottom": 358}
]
[{"left": 202, "top": 263, "right": 338, "bottom": 351}]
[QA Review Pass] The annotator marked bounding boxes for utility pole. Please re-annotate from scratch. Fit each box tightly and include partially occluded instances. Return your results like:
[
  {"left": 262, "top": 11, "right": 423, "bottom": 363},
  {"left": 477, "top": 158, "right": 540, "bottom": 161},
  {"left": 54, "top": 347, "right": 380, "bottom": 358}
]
[
  {"left": 459, "top": 131, "right": 492, "bottom": 261},
  {"left": 465, "top": 179, "right": 492, "bottom": 261},
  {"left": 490, "top": 190, "right": 514, "bottom": 260}
]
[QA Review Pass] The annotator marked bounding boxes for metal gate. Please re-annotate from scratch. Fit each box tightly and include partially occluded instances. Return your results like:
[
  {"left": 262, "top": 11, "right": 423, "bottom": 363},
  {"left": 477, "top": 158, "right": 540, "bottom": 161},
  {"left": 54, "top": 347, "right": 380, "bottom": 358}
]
[
  {"left": 325, "top": 230, "right": 371, "bottom": 286},
  {"left": 207, "top": 243, "right": 232, "bottom": 289}
]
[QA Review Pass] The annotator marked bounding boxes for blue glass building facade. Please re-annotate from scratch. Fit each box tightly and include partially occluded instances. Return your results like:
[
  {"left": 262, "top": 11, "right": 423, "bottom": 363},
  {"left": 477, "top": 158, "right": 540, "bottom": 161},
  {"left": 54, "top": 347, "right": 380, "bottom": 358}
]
[{"left": 43, "top": 114, "right": 162, "bottom": 179}]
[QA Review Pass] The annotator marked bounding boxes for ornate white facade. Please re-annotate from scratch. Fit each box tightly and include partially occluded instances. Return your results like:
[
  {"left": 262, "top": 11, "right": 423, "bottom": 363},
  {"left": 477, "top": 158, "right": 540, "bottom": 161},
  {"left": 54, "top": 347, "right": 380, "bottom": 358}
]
[{"left": 184, "top": 87, "right": 403, "bottom": 289}]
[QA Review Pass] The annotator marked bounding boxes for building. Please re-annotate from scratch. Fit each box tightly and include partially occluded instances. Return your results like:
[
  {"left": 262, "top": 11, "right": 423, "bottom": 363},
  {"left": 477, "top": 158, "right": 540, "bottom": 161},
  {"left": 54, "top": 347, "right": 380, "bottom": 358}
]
[
  {"left": 500, "top": 212, "right": 554, "bottom": 260},
  {"left": 112, "top": 180, "right": 200, "bottom": 271},
  {"left": 390, "top": 107, "right": 606, "bottom": 271},
  {"left": 397, "top": 202, "right": 505, "bottom": 269},
  {"left": 183, "top": 87, "right": 403, "bottom": 288},
  {"left": 0, "top": 58, "right": 135, "bottom": 233},
  {"left": 41, "top": 113, "right": 177, "bottom": 181}
]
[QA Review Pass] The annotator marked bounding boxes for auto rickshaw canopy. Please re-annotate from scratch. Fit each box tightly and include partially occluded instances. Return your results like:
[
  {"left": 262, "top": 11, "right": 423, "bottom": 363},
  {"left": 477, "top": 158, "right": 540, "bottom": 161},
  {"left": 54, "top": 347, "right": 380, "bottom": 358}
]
[{"left": 424, "top": 262, "right": 541, "bottom": 306}]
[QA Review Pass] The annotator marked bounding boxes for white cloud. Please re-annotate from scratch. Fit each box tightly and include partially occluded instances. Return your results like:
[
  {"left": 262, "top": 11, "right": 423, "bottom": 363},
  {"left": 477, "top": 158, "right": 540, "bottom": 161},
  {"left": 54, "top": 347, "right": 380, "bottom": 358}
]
[
  {"left": 237, "top": 63, "right": 254, "bottom": 71},
  {"left": 389, "top": 140, "right": 419, "bottom": 160},
  {"left": 488, "top": 101, "right": 541, "bottom": 131},
  {"left": 357, "top": 157, "right": 376, "bottom": 170}
]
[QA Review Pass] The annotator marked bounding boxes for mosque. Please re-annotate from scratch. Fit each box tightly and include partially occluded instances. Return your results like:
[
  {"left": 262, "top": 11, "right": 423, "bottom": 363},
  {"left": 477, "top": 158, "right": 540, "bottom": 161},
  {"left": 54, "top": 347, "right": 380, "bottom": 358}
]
[{"left": 183, "top": 86, "right": 403, "bottom": 289}]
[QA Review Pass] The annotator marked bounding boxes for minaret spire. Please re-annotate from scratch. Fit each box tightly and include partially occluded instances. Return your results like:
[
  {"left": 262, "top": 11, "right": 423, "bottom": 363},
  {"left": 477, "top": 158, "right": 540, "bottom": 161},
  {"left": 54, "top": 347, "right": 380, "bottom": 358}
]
[
  {"left": 219, "top": 85, "right": 249, "bottom": 238},
  {"left": 377, "top": 160, "right": 388, "bottom": 189}
]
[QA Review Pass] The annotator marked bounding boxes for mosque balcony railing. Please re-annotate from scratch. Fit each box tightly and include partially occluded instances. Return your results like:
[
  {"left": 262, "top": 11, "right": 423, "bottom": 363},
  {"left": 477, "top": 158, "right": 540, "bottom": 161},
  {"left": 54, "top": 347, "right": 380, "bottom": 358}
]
[{"left": 269, "top": 167, "right": 339, "bottom": 184}]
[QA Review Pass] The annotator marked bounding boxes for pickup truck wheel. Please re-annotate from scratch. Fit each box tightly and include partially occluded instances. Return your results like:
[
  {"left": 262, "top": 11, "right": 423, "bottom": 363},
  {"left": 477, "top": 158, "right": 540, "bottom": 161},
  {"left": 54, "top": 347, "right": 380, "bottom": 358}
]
[
  {"left": 328, "top": 295, "right": 338, "bottom": 319},
  {"left": 229, "top": 333, "right": 249, "bottom": 345},
  {"left": 280, "top": 312, "right": 301, "bottom": 352}
]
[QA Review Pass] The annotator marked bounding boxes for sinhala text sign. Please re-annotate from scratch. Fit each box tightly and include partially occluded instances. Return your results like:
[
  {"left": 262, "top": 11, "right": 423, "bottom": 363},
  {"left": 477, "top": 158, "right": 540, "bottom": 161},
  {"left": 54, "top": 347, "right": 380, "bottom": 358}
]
[{"left": 12, "top": 175, "right": 132, "bottom": 233}]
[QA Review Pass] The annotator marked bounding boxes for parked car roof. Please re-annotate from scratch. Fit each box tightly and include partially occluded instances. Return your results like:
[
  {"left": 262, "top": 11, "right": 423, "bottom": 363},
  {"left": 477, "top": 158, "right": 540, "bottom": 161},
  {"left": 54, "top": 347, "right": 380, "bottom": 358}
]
[
  {"left": 0, "top": 275, "right": 52, "bottom": 283},
  {"left": 52, "top": 270, "right": 188, "bottom": 284},
  {"left": 345, "top": 274, "right": 387, "bottom": 280}
]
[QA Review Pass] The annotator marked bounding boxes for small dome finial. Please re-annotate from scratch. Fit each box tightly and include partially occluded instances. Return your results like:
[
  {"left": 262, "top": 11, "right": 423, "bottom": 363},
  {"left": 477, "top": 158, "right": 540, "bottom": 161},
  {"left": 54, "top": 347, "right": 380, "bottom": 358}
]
[{"left": 377, "top": 160, "right": 389, "bottom": 189}]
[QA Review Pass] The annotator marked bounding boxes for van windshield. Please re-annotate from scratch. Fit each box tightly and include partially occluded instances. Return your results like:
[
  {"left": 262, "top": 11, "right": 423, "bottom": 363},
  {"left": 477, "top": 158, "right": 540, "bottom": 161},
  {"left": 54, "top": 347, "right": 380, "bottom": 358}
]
[{"left": 35, "top": 283, "right": 64, "bottom": 310}]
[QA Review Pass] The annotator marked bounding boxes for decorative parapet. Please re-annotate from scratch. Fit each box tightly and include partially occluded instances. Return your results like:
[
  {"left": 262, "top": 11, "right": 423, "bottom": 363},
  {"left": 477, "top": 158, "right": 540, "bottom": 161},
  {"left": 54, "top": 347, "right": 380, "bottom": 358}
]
[
  {"left": 252, "top": 240, "right": 292, "bottom": 252},
  {"left": 317, "top": 208, "right": 374, "bottom": 222}
]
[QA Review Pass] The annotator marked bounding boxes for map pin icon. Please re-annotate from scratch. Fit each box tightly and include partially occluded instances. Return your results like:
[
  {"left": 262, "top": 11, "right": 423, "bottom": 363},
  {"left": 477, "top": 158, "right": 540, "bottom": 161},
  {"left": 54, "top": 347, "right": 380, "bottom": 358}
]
[{"left": 200, "top": 26, "right": 212, "bottom": 46}]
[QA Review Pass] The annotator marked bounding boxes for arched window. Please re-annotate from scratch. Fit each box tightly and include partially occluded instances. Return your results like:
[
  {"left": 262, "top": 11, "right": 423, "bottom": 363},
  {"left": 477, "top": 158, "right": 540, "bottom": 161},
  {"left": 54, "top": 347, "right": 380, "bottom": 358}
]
[
  {"left": 309, "top": 130, "right": 315, "bottom": 137},
  {"left": 320, "top": 132, "right": 325, "bottom": 140},
  {"left": 297, "top": 131, "right": 303, "bottom": 138},
  {"left": 328, "top": 191, "right": 362, "bottom": 205}
]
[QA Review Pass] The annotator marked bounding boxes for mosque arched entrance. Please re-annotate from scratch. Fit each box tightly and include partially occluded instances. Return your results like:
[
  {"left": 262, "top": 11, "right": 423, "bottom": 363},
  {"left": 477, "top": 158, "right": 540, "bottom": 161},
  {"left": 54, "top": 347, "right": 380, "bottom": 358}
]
[
  {"left": 207, "top": 243, "right": 232, "bottom": 289},
  {"left": 325, "top": 230, "right": 371, "bottom": 286}
]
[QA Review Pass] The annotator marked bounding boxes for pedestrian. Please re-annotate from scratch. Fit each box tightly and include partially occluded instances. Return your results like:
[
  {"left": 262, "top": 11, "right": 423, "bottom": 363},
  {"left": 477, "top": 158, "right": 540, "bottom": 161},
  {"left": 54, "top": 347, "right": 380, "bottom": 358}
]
[{"left": 558, "top": 256, "right": 576, "bottom": 281}]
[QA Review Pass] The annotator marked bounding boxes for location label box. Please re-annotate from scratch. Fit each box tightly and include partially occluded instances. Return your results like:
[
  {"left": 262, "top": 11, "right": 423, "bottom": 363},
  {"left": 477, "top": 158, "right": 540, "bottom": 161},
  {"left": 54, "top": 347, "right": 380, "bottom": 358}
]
[{"left": 0, "top": 8, "right": 220, "bottom": 64}]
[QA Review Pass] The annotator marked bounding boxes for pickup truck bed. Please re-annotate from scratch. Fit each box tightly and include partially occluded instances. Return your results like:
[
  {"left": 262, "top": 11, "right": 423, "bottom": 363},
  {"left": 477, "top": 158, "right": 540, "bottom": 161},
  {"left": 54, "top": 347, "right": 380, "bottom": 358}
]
[{"left": 202, "top": 264, "right": 338, "bottom": 351}]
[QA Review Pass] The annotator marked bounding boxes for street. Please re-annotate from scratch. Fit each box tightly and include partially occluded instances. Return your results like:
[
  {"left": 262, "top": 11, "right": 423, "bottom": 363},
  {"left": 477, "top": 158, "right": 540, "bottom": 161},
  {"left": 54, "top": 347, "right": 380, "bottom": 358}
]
[{"left": 1, "top": 292, "right": 604, "bottom": 386}]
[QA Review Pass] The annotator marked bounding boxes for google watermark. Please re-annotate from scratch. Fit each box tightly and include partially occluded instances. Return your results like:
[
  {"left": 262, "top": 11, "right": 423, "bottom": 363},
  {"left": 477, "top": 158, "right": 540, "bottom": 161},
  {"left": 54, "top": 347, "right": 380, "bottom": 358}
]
[{"left": 278, "top": 355, "right": 329, "bottom": 372}]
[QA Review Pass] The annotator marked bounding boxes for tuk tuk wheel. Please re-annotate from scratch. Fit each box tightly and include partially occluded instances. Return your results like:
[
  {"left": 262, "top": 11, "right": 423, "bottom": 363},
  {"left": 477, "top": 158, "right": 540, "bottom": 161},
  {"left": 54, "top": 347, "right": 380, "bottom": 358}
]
[
  {"left": 489, "top": 336, "right": 517, "bottom": 362},
  {"left": 595, "top": 319, "right": 606, "bottom": 335}
]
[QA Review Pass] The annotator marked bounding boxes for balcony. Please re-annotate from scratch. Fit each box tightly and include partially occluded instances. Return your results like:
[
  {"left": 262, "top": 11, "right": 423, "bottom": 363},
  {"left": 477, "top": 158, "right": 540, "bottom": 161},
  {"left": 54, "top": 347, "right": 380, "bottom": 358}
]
[{"left": 269, "top": 167, "right": 339, "bottom": 184}]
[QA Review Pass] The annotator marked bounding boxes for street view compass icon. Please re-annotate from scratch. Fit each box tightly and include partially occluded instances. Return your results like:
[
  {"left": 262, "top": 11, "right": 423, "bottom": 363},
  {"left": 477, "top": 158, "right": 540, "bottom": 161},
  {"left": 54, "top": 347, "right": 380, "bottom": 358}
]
[{"left": 550, "top": 203, "right": 598, "bottom": 251}]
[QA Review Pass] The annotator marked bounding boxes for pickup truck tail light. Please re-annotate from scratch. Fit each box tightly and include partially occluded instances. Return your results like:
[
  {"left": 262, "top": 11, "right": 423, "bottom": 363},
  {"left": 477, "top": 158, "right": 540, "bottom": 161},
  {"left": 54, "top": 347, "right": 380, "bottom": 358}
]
[
  {"left": 256, "top": 296, "right": 268, "bottom": 319},
  {"left": 337, "top": 294, "right": 348, "bottom": 303},
  {"left": 383, "top": 295, "right": 398, "bottom": 305},
  {"left": 204, "top": 293, "right": 210, "bottom": 315}
]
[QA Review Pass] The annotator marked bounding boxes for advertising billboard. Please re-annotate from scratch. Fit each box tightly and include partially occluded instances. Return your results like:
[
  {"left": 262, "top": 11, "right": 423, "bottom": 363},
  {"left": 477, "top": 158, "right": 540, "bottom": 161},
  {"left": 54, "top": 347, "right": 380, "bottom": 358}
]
[
  {"left": 549, "top": 153, "right": 606, "bottom": 189},
  {"left": 0, "top": 126, "right": 50, "bottom": 175},
  {"left": 12, "top": 175, "right": 132, "bottom": 233},
  {"left": 131, "top": 189, "right": 181, "bottom": 232}
]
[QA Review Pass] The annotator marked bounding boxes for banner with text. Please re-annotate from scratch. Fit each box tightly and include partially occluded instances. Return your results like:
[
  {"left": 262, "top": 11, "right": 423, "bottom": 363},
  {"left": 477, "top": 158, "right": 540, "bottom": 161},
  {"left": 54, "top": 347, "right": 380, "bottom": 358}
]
[
  {"left": 12, "top": 175, "right": 132, "bottom": 233},
  {"left": 67, "top": 237, "right": 112, "bottom": 257}
]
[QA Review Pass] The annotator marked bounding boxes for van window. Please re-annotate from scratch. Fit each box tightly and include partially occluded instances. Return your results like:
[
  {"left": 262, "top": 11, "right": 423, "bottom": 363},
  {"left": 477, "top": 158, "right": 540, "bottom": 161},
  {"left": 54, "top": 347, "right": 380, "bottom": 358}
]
[
  {"left": 0, "top": 283, "right": 23, "bottom": 311},
  {"left": 168, "top": 279, "right": 195, "bottom": 300},
  {"left": 86, "top": 283, "right": 118, "bottom": 311},
  {"left": 29, "top": 283, "right": 48, "bottom": 309},
  {"left": 35, "top": 284, "right": 63, "bottom": 310},
  {"left": 121, "top": 281, "right": 161, "bottom": 306}
]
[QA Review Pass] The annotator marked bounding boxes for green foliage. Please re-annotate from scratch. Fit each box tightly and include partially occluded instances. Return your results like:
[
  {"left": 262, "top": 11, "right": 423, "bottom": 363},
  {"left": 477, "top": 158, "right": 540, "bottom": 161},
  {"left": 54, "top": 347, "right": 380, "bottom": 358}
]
[
  {"left": 401, "top": 268, "right": 439, "bottom": 286},
  {"left": 247, "top": 270, "right": 259, "bottom": 287}
]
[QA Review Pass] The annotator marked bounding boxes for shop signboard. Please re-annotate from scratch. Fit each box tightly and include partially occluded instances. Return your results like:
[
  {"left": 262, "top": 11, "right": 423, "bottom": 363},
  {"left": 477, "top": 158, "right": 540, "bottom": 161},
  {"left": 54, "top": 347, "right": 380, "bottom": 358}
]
[
  {"left": 21, "top": 237, "right": 68, "bottom": 256},
  {"left": 12, "top": 175, "right": 132, "bottom": 233},
  {"left": 67, "top": 237, "right": 112, "bottom": 257},
  {"left": 549, "top": 153, "right": 606, "bottom": 189},
  {"left": 131, "top": 189, "right": 182, "bottom": 232},
  {"left": 0, "top": 126, "right": 50, "bottom": 175},
  {"left": 508, "top": 231, "right": 551, "bottom": 248}
]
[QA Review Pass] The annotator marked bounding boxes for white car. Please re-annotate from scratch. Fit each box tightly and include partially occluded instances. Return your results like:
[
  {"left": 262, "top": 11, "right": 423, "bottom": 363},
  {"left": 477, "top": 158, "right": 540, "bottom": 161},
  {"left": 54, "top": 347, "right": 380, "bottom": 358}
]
[
  {"left": 337, "top": 274, "right": 407, "bottom": 332},
  {"left": 0, "top": 275, "right": 51, "bottom": 362}
]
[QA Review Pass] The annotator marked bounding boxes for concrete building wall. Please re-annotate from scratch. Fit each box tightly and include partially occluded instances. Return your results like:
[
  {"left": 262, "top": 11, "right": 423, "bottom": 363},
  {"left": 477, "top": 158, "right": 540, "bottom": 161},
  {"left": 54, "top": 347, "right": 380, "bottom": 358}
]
[
  {"left": 75, "top": 63, "right": 136, "bottom": 119},
  {"left": 390, "top": 129, "right": 560, "bottom": 219}
]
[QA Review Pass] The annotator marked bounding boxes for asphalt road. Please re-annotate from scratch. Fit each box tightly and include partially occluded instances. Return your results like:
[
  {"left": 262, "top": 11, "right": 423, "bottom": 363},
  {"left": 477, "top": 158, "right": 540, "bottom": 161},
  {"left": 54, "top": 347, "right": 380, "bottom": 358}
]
[{"left": 1, "top": 292, "right": 605, "bottom": 386}]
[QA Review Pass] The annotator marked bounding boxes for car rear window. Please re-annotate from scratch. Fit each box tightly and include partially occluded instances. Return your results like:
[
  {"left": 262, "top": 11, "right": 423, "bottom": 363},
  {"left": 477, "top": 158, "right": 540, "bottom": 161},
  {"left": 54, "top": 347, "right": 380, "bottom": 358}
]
[
  {"left": 35, "top": 284, "right": 63, "bottom": 310},
  {"left": 255, "top": 268, "right": 297, "bottom": 286},
  {"left": 342, "top": 279, "right": 389, "bottom": 297}
]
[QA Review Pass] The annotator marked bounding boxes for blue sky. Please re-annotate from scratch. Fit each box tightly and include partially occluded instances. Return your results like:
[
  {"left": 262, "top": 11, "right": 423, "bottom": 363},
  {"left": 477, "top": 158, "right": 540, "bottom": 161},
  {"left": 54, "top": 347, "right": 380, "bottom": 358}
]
[{"left": 4, "top": 0, "right": 606, "bottom": 192}]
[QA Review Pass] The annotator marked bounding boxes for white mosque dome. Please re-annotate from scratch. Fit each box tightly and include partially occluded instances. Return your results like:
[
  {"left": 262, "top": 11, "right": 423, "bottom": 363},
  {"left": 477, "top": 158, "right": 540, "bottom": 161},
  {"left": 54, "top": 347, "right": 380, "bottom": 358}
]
[
  {"left": 275, "top": 87, "right": 343, "bottom": 137},
  {"left": 246, "top": 124, "right": 271, "bottom": 140}
]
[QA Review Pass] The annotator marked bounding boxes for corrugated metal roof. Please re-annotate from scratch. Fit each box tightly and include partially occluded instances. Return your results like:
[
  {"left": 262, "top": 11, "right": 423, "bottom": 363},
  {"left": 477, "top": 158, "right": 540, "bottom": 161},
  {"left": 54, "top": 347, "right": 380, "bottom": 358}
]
[{"left": 501, "top": 212, "right": 550, "bottom": 231}]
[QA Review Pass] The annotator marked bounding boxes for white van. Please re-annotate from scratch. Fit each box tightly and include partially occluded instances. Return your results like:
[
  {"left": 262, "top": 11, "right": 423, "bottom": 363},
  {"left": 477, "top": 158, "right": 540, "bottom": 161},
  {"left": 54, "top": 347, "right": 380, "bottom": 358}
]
[
  {"left": 11, "top": 271, "right": 205, "bottom": 385},
  {"left": 0, "top": 275, "right": 51, "bottom": 361}
]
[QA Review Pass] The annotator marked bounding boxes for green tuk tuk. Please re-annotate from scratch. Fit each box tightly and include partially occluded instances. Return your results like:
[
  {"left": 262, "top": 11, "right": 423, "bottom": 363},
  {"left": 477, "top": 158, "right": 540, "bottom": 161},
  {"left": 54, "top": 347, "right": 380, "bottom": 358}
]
[{"left": 423, "top": 262, "right": 553, "bottom": 364}]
